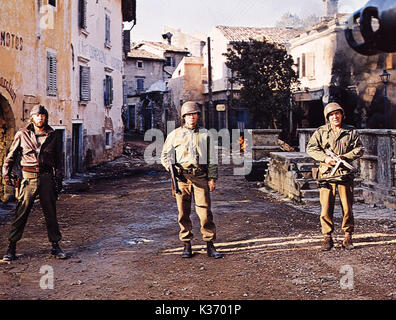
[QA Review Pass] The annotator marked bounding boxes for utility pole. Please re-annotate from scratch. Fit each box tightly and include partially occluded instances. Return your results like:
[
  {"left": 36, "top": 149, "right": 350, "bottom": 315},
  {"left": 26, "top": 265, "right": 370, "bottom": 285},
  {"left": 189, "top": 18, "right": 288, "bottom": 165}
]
[{"left": 207, "top": 37, "right": 213, "bottom": 129}]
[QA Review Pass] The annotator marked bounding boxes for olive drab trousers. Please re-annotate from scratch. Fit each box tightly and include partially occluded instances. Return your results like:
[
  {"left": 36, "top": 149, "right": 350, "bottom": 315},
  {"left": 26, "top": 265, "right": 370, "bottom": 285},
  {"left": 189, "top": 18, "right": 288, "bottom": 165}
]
[
  {"left": 8, "top": 172, "right": 62, "bottom": 244},
  {"left": 175, "top": 174, "right": 216, "bottom": 242},
  {"left": 319, "top": 180, "right": 354, "bottom": 235}
]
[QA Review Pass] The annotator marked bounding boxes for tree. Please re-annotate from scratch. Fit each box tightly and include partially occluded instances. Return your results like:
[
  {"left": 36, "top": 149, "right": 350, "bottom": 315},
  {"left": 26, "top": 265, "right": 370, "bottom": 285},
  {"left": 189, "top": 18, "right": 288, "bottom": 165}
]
[
  {"left": 224, "top": 38, "right": 298, "bottom": 129},
  {"left": 275, "top": 12, "right": 320, "bottom": 30}
]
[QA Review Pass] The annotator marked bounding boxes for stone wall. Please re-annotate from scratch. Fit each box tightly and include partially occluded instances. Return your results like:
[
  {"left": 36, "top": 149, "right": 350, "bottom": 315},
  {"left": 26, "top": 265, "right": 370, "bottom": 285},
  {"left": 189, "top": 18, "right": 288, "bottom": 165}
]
[{"left": 245, "top": 129, "right": 281, "bottom": 181}]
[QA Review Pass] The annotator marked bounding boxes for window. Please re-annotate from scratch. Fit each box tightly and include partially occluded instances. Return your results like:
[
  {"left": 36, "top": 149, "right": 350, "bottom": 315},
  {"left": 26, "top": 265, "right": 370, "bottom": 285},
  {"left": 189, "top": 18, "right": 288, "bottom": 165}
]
[
  {"left": 46, "top": 52, "right": 57, "bottom": 96},
  {"left": 105, "top": 130, "right": 112, "bottom": 148},
  {"left": 301, "top": 52, "right": 315, "bottom": 79},
  {"left": 136, "top": 78, "right": 144, "bottom": 92},
  {"left": 105, "top": 14, "right": 111, "bottom": 46},
  {"left": 79, "top": 66, "right": 91, "bottom": 102},
  {"left": 78, "top": 0, "right": 87, "bottom": 29},
  {"left": 137, "top": 60, "right": 144, "bottom": 69},
  {"left": 103, "top": 75, "right": 113, "bottom": 106},
  {"left": 48, "top": 0, "right": 56, "bottom": 7},
  {"left": 165, "top": 56, "right": 175, "bottom": 67},
  {"left": 306, "top": 52, "right": 315, "bottom": 79},
  {"left": 301, "top": 53, "right": 306, "bottom": 78}
]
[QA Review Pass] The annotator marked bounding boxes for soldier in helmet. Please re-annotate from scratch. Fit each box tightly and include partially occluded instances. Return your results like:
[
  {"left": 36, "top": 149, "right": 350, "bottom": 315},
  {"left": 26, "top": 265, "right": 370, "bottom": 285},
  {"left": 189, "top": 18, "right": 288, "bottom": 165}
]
[
  {"left": 307, "top": 102, "right": 364, "bottom": 251},
  {"left": 2, "top": 105, "right": 66, "bottom": 261},
  {"left": 161, "top": 101, "right": 223, "bottom": 259}
]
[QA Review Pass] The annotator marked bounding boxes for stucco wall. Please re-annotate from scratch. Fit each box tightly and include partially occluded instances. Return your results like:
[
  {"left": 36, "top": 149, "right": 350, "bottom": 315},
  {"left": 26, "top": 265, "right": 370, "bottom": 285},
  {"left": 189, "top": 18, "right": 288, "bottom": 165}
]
[{"left": 71, "top": 0, "right": 124, "bottom": 170}]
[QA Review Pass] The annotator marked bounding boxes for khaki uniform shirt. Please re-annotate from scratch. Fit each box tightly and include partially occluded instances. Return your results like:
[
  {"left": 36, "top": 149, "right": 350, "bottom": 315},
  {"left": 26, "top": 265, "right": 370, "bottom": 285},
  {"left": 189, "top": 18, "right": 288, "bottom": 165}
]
[
  {"left": 306, "top": 123, "right": 364, "bottom": 181},
  {"left": 161, "top": 126, "right": 218, "bottom": 180}
]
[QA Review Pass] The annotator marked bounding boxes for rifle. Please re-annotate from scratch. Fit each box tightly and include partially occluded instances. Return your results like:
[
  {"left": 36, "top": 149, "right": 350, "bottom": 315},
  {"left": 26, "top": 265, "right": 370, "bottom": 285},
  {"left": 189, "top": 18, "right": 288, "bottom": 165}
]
[
  {"left": 325, "top": 149, "right": 359, "bottom": 176},
  {"left": 169, "top": 164, "right": 181, "bottom": 197}
]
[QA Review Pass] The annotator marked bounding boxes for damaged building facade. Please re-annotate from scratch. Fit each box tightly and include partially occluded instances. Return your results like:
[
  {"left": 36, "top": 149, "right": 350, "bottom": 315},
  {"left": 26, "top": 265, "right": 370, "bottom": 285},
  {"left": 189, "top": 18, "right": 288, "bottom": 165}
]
[
  {"left": 0, "top": 0, "right": 136, "bottom": 199},
  {"left": 289, "top": 1, "right": 396, "bottom": 130},
  {"left": 0, "top": 0, "right": 72, "bottom": 200},
  {"left": 124, "top": 40, "right": 189, "bottom": 133}
]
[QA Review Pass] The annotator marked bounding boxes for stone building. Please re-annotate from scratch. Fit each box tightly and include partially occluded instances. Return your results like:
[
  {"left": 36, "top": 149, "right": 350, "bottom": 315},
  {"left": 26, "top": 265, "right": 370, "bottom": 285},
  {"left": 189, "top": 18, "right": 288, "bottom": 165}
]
[
  {"left": 0, "top": 0, "right": 72, "bottom": 201},
  {"left": 71, "top": 0, "right": 136, "bottom": 174},
  {"left": 0, "top": 0, "right": 136, "bottom": 194},
  {"left": 124, "top": 47, "right": 165, "bottom": 132},
  {"left": 123, "top": 41, "right": 189, "bottom": 133},
  {"left": 161, "top": 26, "right": 206, "bottom": 58},
  {"left": 289, "top": 0, "right": 396, "bottom": 131},
  {"left": 167, "top": 56, "right": 205, "bottom": 127}
]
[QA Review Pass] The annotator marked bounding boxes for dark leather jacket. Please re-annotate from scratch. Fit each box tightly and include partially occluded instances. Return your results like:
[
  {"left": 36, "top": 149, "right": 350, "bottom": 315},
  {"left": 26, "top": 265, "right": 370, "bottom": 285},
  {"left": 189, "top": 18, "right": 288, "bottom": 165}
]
[{"left": 2, "top": 123, "right": 63, "bottom": 179}]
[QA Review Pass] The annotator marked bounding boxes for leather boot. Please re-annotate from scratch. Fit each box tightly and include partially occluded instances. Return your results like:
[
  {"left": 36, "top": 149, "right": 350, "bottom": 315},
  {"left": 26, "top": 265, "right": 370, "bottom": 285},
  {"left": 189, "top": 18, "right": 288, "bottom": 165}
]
[
  {"left": 321, "top": 235, "right": 334, "bottom": 251},
  {"left": 51, "top": 242, "right": 67, "bottom": 259},
  {"left": 181, "top": 241, "right": 193, "bottom": 258},
  {"left": 342, "top": 233, "right": 354, "bottom": 250},
  {"left": 2, "top": 242, "right": 17, "bottom": 261},
  {"left": 206, "top": 241, "right": 223, "bottom": 259}
]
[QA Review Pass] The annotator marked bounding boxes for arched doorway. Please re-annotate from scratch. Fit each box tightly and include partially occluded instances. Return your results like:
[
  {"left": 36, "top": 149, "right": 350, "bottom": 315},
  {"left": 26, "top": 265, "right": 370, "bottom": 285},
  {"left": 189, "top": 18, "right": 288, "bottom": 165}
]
[{"left": 0, "top": 94, "right": 16, "bottom": 201}]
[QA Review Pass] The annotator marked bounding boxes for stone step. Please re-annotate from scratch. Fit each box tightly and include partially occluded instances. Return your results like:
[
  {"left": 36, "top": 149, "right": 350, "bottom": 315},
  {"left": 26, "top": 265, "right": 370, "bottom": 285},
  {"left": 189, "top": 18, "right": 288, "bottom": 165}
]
[
  {"left": 295, "top": 178, "right": 363, "bottom": 190},
  {"left": 295, "top": 178, "right": 318, "bottom": 190},
  {"left": 295, "top": 162, "right": 317, "bottom": 172},
  {"left": 303, "top": 195, "right": 365, "bottom": 206},
  {"left": 301, "top": 187, "right": 364, "bottom": 201}
]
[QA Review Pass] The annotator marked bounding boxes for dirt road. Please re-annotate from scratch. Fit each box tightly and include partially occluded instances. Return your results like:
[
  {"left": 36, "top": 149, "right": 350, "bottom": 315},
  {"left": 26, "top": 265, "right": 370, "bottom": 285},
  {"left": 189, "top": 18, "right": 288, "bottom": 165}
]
[{"left": 0, "top": 135, "right": 395, "bottom": 305}]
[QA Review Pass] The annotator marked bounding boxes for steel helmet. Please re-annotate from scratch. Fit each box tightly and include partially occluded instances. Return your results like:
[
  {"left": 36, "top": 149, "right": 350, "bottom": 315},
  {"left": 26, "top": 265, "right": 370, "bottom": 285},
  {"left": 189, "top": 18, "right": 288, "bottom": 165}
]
[
  {"left": 181, "top": 101, "right": 201, "bottom": 117},
  {"left": 324, "top": 102, "right": 344, "bottom": 121}
]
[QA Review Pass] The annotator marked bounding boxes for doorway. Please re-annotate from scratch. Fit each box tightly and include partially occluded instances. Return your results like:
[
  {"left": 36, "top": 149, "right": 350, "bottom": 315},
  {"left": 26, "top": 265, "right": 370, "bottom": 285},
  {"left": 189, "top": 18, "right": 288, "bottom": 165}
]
[
  {"left": 128, "top": 105, "right": 135, "bottom": 130},
  {"left": 54, "top": 128, "right": 66, "bottom": 177},
  {"left": 72, "top": 123, "right": 83, "bottom": 175}
]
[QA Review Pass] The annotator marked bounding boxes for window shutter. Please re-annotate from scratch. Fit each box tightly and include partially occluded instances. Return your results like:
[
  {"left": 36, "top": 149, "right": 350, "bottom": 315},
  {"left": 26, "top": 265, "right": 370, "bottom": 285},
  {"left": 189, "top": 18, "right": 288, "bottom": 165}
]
[
  {"left": 105, "top": 14, "right": 111, "bottom": 44},
  {"left": 47, "top": 52, "right": 57, "bottom": 96},
  {"left": 301, "top": 53, "right": 306, "bottom": 78},
  {"left": 80, "top": 66, "right": 91, "bottom": 101},
  {"left": 103, "top": 78, "right": 108, "bottom": 105},
  {"left": 78, "top": 0, "right": 86, "bottom": 29},
  {"left": 109, "top": 76, "right": 113, "bottom": 104},
  {"left": 307, "top": 52, "right": 315, "bottom": 79},
  {"left": 104, "top": 76, "right": 112, "bottom": 106},
  {"left": 123, "top": 29, "right": 130, "bottom": 53}
]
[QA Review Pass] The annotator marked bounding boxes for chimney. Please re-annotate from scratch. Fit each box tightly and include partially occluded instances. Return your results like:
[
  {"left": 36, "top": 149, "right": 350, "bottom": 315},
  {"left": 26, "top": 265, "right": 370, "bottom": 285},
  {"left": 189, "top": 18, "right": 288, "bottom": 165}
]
[
  {"left": 162, "top": 32, "right": 173, "bottom": 45},
  {"left": 322, "top": 0, "right": 338, "bottom": 18}
]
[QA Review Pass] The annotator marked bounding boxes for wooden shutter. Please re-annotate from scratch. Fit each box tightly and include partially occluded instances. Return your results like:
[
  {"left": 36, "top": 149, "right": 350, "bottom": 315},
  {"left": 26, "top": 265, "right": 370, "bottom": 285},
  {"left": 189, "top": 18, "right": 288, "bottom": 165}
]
[
  {"left": 80, "top": 66, "right": 90, "bottom": 101},
  {"left": 109, "top": 76, "right": 113, "bottom": 104},
  {"left": 78, "top": 0, "right": 87, "bottom": 29},
  {"left": 105, "top": 14, "right": 111, "bottom": 45},
  {"left": 104, "top": 78, "right": 108, "bottom": 105},
  {"left": 123, "top": 29, "right": 131, "bottom": 53},
  {"left": 47, "top": 52, "right": 57, "bottom": 96},
  {"left": 306, "top": 52, "right": 315, "bottom": 79},
  {"left": 103, "top": 76, "right": 113, "bottom": 106}
]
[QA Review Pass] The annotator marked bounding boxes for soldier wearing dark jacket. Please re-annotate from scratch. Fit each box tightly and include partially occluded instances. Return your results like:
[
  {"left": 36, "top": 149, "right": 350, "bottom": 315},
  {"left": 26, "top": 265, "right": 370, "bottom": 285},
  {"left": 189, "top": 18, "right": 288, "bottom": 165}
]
[
  {"left": 307, "top": 102, "right": 364, "bottom": 251},
  {"left": 2, "top": 105, "right": 66, "bottom": 261}
]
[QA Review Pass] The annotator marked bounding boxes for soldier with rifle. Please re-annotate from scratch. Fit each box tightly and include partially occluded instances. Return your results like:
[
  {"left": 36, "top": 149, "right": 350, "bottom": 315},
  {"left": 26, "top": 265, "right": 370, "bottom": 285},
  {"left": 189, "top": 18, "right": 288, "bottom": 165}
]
[
  {"left": 161, "top": 101, "right": 223, "bottom": 259},
  {"left": 307, "top": 102, "right": 364, "bottom": 251}
]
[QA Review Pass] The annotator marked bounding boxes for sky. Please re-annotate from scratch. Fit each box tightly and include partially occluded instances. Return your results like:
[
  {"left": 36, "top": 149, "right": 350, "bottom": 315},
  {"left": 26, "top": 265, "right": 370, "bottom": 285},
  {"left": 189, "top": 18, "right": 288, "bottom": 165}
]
[{"left": 126, "top": 0, "right": 368, "bottom": 42}]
